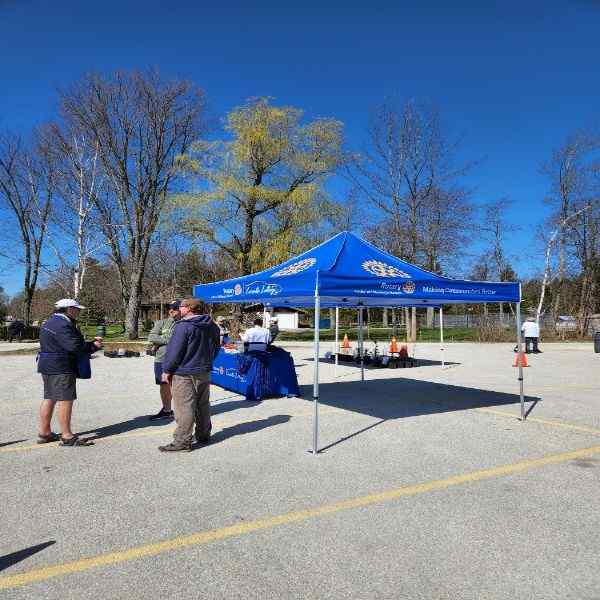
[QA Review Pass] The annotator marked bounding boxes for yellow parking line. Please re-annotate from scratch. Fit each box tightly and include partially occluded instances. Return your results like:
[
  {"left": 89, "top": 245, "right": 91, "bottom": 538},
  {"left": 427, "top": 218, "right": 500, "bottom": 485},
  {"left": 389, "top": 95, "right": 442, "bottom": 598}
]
[
  {"left": 1, "top": 443, "right": 599, "bottom": 591},
  {"left": 475, "top": 407, "right": 600, "bottom": 436}
]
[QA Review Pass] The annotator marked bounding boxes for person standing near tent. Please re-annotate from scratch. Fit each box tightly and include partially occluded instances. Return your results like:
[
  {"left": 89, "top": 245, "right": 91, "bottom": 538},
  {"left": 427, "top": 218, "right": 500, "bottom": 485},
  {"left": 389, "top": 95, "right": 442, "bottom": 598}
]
[
  {"left": 216, "top": 315, "right": 230, "bottom": 345},
  {"left": 158, "top": 298, "right": 221, "bottom": 453},
  {"left": 147, "top": 300, "right": 181, "bottom": 420},
  {"left": 242, "top": 317, "right": 271, "bottom": 351},
  {"left": 37, "top": 299, "right": 102, "bottom": 446},
  {"left": 268, "top": 317, "right": 279, "bottom": 344},
  {"left": 522, "top": 317, "right": 542, "bottom": 354}
]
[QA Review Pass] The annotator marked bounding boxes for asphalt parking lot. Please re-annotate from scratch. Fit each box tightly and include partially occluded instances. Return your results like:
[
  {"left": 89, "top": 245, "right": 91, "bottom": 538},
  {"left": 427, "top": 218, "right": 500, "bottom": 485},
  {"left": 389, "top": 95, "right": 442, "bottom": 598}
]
[{"left": 1, "top": 341, "right": 599, "bottom": 599}]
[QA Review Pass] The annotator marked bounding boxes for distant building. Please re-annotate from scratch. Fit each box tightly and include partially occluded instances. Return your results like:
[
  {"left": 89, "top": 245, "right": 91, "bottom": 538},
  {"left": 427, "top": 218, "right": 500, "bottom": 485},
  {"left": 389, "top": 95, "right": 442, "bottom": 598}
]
[
  {"left": 556, "top": 315, "right": 577, "bottom": 331},
  {"left": 241, "top": 303, "right": 307, "bottom": 330}
]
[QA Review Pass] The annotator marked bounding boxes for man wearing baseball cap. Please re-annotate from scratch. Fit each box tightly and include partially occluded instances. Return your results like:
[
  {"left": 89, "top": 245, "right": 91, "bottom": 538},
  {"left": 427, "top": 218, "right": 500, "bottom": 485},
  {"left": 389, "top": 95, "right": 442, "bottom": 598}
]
[
  {"left": 36, "top": 299, "right": 103, "bottom": 446},
  {"left": 146, "top": 300, "right": 182, "bottom": 420}
]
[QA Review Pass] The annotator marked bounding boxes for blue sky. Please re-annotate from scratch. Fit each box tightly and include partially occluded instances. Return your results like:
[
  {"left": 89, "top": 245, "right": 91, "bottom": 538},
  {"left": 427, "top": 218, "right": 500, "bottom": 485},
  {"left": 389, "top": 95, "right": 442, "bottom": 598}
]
[{"left": 1, "top": 0, "right": 599, "bottom": 295}]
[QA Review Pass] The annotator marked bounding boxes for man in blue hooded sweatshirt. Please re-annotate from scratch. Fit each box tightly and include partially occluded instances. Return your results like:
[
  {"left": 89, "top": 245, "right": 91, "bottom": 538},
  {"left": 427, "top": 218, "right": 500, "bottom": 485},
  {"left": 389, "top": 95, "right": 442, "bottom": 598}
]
[{"left": 159, "top": 298, "right": 221, "bottom": 452}]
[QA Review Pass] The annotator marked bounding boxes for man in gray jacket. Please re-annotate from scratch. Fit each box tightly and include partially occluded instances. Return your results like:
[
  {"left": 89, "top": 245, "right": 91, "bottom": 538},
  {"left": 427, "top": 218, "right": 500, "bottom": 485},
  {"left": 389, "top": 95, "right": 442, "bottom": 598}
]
[{"left": 147, "top": 300, "right": 181, "bottom": 420}]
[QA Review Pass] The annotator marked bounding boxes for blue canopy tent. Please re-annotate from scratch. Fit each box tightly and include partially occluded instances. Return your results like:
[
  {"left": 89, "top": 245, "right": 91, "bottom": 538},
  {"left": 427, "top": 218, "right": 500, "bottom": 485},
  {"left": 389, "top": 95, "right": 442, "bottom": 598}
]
[{"left": 194, "top": 232, "right": 524, "bottom": 453}]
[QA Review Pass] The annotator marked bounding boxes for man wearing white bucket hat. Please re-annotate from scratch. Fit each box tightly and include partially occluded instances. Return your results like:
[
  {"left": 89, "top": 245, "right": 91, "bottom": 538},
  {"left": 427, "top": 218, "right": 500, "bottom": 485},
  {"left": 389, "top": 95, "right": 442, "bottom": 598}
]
[{"left": 36, "top": 299, "right": 103, "bottom": 446}]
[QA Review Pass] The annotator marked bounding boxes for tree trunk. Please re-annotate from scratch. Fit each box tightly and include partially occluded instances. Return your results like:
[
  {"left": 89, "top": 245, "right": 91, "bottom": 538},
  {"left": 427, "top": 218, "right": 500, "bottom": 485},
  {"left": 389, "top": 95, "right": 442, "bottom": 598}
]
[
  {"left": 410, "top": 307, "right": 417, "bottom": 342},
  {"left": 125, "top": 267, "right": 144, "bottom": 339},
  {"left": 241, "top": 211, "right": 255, "bottom": 275},
  {"left": 426, "top": 306, "right": 434, "bottom": 328},
  {"left": 23, "top": 286, "right": 34, "bottom": 326},
  {"left": 383, "top": 307, "right": 388, "bottom": 327}
]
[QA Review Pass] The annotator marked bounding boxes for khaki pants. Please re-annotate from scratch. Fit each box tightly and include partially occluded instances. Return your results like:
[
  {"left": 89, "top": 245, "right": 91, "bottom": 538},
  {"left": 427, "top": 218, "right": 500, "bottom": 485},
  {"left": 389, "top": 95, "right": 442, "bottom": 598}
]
[{"left": 171, "top": 373, "right": 211, "bottom": 446}]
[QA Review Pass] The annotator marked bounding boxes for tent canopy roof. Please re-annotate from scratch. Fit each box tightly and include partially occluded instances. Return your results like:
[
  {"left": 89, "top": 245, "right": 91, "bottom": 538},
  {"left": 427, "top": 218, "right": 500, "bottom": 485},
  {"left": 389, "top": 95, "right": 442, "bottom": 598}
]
[{"left": 193, "top": 232, "right": 521, "bottom": 307}]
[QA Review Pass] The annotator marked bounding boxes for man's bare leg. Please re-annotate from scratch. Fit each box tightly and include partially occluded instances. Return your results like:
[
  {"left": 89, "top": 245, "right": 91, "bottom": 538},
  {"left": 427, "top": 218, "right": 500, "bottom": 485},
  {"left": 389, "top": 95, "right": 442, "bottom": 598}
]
[
  {"left": 57, "top": 401, "right": 75, "bottom": 439},
  {"left": 39, "top": 400, "right": 56, "bottom": 436},
  {"left": 160, "top": 383, "right": 172, "bottom": 412}
]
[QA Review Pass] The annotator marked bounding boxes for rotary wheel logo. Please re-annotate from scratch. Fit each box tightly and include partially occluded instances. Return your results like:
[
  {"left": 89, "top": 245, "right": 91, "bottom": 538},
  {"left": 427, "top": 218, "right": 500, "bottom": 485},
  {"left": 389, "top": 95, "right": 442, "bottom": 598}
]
[
  {"left": 271, "top": 257, "right": 316, "bottom": 277},
  {"left": 362, "top": 260, "right": 410, "bottom": 278},
  {"left": 402, "top": 281, "right": 416, "bottom": 294},
  {"left": 234, "top": 284, "right": 242, "bottom": 295},
  {"left": 219, "top": 366, "right": 224, "bottom": 375}
]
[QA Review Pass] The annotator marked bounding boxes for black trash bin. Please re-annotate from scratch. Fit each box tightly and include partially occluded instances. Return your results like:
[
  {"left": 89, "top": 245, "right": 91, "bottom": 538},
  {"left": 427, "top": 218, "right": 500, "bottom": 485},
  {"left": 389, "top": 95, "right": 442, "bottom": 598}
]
[{"left": 594, "top": 331, "right": 600, "bottom": 353}]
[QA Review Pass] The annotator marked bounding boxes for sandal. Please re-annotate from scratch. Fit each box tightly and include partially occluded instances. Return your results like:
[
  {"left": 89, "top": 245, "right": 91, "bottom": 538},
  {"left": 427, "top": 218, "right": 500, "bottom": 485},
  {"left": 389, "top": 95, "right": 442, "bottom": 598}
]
[
  {"left": 59, "top": 435, "right": 94, "bottom": 447},
  {"left": 37, "top": 432, "right": 60, "bottom": 444}
]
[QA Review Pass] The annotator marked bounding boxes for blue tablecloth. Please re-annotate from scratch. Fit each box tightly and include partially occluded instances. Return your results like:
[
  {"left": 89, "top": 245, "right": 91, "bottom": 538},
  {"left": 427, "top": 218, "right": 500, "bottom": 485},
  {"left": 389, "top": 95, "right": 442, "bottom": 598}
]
[{"left": 211, "top": 347, "right": 300, "bottom": 401}]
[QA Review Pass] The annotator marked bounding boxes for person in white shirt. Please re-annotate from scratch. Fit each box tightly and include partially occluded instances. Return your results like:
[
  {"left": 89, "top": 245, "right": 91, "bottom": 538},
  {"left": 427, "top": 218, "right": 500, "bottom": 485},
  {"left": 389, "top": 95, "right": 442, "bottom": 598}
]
[
  {"left": 521, "top": 318, "right": 541, "bottom": 354},
  {"left": 242, "top": 317, "right": 271, "bottom": 351}
]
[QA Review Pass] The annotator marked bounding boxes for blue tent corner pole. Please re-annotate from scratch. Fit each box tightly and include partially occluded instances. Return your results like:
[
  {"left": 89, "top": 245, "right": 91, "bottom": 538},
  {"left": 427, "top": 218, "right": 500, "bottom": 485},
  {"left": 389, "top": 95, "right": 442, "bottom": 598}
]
[
  {"left": 359, "top": 307, "right": 364, "bottom": 382},
  {"left": 516, "top": 301, "right": 525, "bottom": 420},
  {"left": 440, "top": 306, "right": 445, "bottom": 368},
  {"left": 335, "top": 306, "right": 339, "bottom": 377},
  {"left": 312, "top": 294, "right": 321, "bottom": 454}
]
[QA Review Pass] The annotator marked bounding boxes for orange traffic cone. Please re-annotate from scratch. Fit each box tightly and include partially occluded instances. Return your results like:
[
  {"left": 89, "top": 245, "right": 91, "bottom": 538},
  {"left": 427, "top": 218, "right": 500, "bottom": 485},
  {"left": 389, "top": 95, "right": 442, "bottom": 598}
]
[
  {"left": 399, "top": 344, "right": 408, "bottom": 358},
  {"left": 390, "top": 336, "right": 399, "bottom": 354},
  {"left": 513, "top": 352, "right": 529, "bottom": 367},
  {"left": 342, "top": 334, "right": 351, "bottom": 352}
]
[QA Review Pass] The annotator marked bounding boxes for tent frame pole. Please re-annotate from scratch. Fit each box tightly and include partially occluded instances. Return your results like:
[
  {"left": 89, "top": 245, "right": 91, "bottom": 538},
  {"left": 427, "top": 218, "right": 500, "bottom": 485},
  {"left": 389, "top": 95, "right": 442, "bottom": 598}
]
[
  {"left": 515, "top": 301, "right": 525, "bottom": 420},
  {"left": 359, "top": 306, "right": 365, "bottom": 382},
  {"left": 440, "top": 306, "right": 445, "bottom": 368},
  {"left": 335, "top": 306, "right": 339, "bottom": 377},
  {"left": 312, "top": 295, "right": 321, "bottom": 454}
]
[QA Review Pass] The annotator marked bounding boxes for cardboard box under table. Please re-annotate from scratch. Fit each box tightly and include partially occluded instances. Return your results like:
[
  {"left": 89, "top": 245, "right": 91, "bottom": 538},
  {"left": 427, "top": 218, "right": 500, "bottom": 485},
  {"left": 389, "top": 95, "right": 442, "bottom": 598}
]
[{"left": 211, "top": 347, "right": 300, "bottom": 402}]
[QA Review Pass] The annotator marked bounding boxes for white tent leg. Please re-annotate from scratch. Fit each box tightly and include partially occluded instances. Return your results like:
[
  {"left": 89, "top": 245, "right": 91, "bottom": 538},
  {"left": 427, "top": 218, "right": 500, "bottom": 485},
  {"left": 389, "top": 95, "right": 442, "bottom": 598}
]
[
  {"left": 334, "top": 306, "right": 339, "bottom": 377},
  {"left": 312, "top": 295, "right": 321, "bottom": 454},
  {"left": 515, "top": 302, "right": 525, "bottom": 420},
  {"left": 359, "top": 307, "right": 364, "bottom": 382},
  {"left": 440, "top": 307, "right": 445, "bottom": 368}
]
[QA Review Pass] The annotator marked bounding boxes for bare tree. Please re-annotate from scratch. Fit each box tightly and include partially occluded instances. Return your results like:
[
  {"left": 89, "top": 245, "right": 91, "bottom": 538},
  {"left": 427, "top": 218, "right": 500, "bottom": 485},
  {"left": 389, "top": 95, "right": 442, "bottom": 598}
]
[
  {"left": 59, "top": 70, "right": 206, "bottom": 338},
  {"left": 352, "top": 99, "right": 475, "bottom": 270},
  {"left": 0, "top": 133, "right": 54, "bottom": 324},
  {"left": 351, "top": 99, "right": 475, "bottom": 339},
  {"left": 41, "top": 124, "right": 106, "bottom": 298},
  {"left": 535, "top": 205, "right": 592, "bottom": 324},
  {"left": 541, "top": 132, "right": 598, "bottom": 318},
  {"left": 478, "top": 198, "right": 519, "bottom": 322}
]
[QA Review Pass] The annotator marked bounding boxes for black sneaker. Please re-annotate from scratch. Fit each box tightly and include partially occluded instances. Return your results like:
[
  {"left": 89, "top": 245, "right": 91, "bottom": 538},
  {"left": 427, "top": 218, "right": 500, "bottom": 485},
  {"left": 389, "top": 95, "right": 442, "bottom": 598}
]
[
  {"left": 149, "top": 408, "right": 174, "bottom": 421},
  {"left": 195, "top": 434, "right": 211, "bottom": 446}
]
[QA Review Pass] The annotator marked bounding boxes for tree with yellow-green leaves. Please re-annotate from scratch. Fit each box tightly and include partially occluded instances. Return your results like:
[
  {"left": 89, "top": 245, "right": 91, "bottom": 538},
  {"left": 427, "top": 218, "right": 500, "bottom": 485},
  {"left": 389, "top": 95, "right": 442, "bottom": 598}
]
[{"left": 176, "top": 98, "right": 345, "bottom": 275}]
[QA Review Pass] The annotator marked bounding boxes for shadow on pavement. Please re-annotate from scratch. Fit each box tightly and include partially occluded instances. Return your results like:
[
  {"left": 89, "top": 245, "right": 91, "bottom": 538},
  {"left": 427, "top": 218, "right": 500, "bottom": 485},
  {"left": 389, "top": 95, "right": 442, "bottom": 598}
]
[
  {"left": 78, "top": 399, "right": 276, "bottom": 441},
  {"left": 211, "top": 399, "right": 262, "bottom": 416},
  {"left": 298, "top": 377, "right": 540, "bottom": 451},
  {"left": 0, "top": 541, "right": 56, "bottom": 573},
  {"left": 79, "top": 416, "right": 172, "bottom": 440},
  {"left": 207, "top": 414, "right": 291, "bottom": 446},
  {"left": 0, "top": 439, "right": 27, "bottom": 448}
]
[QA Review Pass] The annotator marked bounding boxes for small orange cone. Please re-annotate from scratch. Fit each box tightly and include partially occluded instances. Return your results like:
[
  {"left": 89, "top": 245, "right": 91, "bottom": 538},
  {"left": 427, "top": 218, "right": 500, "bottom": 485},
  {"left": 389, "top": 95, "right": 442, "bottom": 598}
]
[
  {"left": 390, "top": 336, "right": 399, "bottom": 354},
  {"left": 342, "top": 334, "right": 351, "bottom": 350},
  {"left": 513, "top": 352, "right": 529, "bottom": 367},
  {"left": 399, "top": 344, "right": 408, "bottom": 358}
]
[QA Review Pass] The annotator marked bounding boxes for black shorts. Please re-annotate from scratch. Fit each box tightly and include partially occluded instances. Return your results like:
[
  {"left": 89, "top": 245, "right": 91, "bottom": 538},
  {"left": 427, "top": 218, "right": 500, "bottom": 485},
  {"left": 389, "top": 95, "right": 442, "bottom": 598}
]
[
  {"left": 42, "top": 374, "right": 77, "bottom": 401},
  {"left": 154, "top": 362, "right": 165, "bottom": 385}
]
